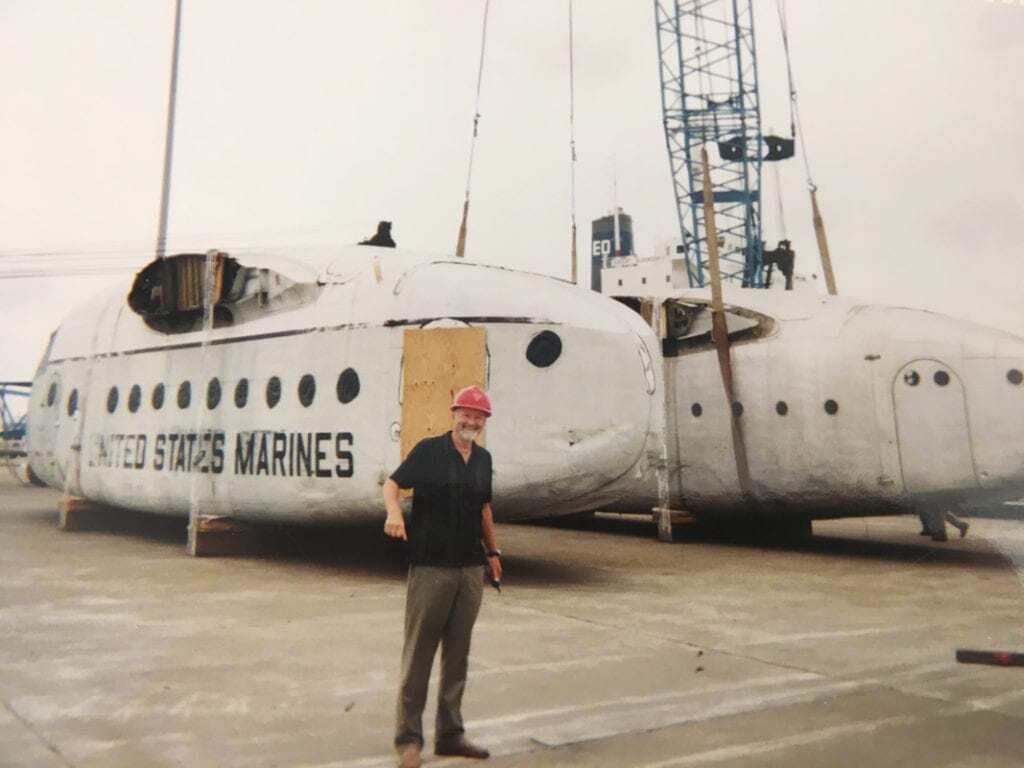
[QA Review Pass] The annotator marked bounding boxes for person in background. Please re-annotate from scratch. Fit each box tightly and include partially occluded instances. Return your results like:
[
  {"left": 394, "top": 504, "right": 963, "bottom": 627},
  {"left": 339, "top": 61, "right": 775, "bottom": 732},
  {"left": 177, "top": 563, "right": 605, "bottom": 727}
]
[{"left": 919, "top": 509, "right": 969, "bottom": 542}]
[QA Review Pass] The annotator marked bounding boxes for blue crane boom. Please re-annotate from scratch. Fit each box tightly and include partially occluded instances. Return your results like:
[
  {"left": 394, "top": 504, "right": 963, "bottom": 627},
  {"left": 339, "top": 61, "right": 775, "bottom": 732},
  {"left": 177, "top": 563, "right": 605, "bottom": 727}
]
[{"left": 654, "top": 0, "right": 773, "bottom": 288}]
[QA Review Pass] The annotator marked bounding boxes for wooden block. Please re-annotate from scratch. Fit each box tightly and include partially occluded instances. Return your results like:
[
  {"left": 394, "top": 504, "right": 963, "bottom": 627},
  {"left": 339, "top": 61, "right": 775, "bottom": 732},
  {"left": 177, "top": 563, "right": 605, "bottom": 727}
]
[
  {"left": 187, "top": 515, "right": 261, "bottom": 557},
  {"left": 57, "top": 496, "right": 114, "bottom": 531},
  {"left": 651, "top": 507, "right": 697, "bottom": 542},
  {"left": 653, "top": 506, "right": 674, "bottom": 542}
]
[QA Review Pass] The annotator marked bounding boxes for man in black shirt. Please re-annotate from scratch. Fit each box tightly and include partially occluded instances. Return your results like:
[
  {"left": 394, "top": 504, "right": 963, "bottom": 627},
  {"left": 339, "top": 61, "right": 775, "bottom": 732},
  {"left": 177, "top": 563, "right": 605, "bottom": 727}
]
[{"left": 384, "top": 386, "right": 501, "bottom": 768}]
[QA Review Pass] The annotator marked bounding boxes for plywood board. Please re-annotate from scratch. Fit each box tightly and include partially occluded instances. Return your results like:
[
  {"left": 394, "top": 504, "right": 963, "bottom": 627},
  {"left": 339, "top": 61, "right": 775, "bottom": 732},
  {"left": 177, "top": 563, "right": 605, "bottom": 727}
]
[{"left": 400, "top": 327, "right": 488, "bottom": 461}]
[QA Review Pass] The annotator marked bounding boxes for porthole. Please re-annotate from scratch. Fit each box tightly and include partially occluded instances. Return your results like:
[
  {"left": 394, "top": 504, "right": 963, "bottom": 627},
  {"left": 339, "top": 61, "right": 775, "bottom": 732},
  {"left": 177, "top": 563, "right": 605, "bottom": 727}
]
[
  {"left": 824, "top": 399, "right": 839, "bottom": 415},
  {"left": 526, "top": 330, "right": 563, "bottom": 368},
  {"left": 933, "top": 370, "right": 950, "bottom": 387},
  {"left": 234, "top": 378, "right": 249, "bottom": 408},
  {"left": 337, "top": 368, "right": 360, "bottom": 404},
  {"left": 207, "top": 378, "right": 221, "bottom": 409},
  {"left": 1008, "top": 369, "right": 1023, "bottom": 386},
  {"left": 266, "top": 376, "right": 281, "bottom": 408},
  {"left": 904, "top": 370, "right": 920, "bottom": 387},
  {"left": 128, "top": 384, "right": 141, "bottom": 413},
  {"left": 731, "top": 401, "right": 744, "bottom": 418},
  {"left": 67, "top": 389, "right": 78, "bottom": 417},
  {"left": 776, "top": 401, "right": 788, "bottom": 416},
  {"left": 691, "top": 403, "right": 702, "bottom": 418},
  {"left": 298, "top": 374, "right": 316, "bottom": 408},
  {"left": 152, "top": 383, "right": 165, "bottom": 410},
  {"left": 177, "top": 381, "right": 191, "bottom": 409},
  {"left": 106, "top": 387, "right": 119, "bottom": 414},
  {"left": 46, "top": 383, "right": 57, "bottom": 407}
]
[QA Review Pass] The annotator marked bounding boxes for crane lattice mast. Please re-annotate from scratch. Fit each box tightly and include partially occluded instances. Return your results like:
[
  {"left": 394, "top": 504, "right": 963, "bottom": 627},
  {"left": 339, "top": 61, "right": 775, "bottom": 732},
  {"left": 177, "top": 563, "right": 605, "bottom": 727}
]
[{"left": 655, "top": 0, "right": 777, "bottom": 288}]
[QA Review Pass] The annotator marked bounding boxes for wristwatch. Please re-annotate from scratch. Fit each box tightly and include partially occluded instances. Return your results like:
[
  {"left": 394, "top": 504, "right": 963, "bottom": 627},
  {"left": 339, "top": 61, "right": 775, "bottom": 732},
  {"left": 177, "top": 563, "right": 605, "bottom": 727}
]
[{"left": 486, "top": 549, "right": 502, "bottom": 558}]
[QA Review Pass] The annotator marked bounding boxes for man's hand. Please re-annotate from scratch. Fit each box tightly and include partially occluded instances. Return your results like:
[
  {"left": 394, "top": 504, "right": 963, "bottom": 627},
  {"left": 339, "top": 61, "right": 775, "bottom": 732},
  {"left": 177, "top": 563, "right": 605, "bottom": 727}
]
[
  {"left": 384, "top": 513, "right": 407, "bottom": 540},
  {"left": 382, "top": 478, "right": 407, "bottom": 540},
  {"left": 487, "top": 554, "right": 502, "bottom": 583}
]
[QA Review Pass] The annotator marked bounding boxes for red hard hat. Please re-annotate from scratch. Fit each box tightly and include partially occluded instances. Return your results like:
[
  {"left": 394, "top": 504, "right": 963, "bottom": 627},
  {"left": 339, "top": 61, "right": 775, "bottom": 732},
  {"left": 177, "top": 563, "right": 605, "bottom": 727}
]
[{"left": 451, "top": 385, "right": 492, "bottom": 416}]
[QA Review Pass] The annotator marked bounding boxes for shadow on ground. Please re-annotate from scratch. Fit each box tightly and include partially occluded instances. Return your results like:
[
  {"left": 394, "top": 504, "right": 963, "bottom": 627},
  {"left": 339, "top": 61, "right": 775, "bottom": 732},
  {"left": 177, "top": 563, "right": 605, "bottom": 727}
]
[
  {"left": 528, "top": 512, "right": 1018, "bottom": 571},
  {"left": 13, "top": 497, "right": 592, "bottom": 585}
]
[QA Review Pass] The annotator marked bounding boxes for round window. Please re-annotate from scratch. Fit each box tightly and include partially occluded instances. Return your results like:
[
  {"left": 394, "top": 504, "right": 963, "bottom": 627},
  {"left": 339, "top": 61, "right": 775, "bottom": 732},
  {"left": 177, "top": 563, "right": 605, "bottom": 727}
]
[
  {"left": 266, "top": 376, "right": 281, "bottom": 408},
  {"left": 337, "top": 368, "right": 360, "bottom": 404},
  {"left": 67, "top": 389, "right": 79, "bottom": 417},
  {"left": 207, "top": 378, "right": 221, "bottom": 410},
  {"left": 234, "top": 378, "right": 249, "bottom": 408},
  {"left": 526, "top": 331, "right": 562, "bottom": 368},
  {"left": 128, "top": 384, "right": 142, "bottom": 413},
  {"left": 298, "top": 374, "right": 316, "bottom": 407},
  {"left": 106, "top": 387, "right": 119, "bottom": 414},
  {"left": 152, "top": 383, "right": 165, "bottom": 410},
  {"left": 177, "top": 381, "right": 191, "bottom": 409}
]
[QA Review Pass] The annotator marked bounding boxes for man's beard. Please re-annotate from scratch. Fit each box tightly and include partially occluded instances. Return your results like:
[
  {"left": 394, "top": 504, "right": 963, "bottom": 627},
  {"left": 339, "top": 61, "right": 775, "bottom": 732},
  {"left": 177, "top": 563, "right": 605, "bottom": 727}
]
[{"left": 457, "top": 427, "right": 480, "bottom": 442}]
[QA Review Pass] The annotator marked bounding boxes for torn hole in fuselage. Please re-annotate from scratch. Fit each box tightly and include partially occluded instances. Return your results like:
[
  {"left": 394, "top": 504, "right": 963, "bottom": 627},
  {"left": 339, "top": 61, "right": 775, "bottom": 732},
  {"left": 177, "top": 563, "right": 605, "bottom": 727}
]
[
  {"left": 612, "top": 297, "right": 774, "bottom": 356},
  {"left": 127, "top": 253, "right": 321, "bottom": 334}
]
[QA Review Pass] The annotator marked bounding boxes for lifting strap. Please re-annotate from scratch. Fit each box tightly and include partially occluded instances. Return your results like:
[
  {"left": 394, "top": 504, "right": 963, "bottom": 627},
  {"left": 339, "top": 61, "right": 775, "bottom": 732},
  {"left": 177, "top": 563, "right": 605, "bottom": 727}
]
[
  {"left": 701, "top": 147, "right": 754, "bottom": 499},
  {"left": 455, "top": 0, "right": 493, "bottom": 259},
  {"left": 777, "top": 0, "right": 798, "bottom": 142},
  {"left": 777, "top": 0, "right": 838, "bottom": 294}
]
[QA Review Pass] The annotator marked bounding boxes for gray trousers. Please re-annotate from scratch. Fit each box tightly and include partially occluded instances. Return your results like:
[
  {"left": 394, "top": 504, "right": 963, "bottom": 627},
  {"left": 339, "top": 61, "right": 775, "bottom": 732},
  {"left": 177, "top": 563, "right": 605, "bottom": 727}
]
[{"left": 395, "top": 565, "right": 484, "bottom": 747}]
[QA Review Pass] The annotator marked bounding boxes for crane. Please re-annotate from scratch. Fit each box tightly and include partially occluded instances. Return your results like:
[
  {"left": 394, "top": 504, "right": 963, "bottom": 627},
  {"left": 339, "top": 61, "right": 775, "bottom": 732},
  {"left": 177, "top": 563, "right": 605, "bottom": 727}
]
[{"left": 654, "top": 0, "right": 794, "bottom": 288}]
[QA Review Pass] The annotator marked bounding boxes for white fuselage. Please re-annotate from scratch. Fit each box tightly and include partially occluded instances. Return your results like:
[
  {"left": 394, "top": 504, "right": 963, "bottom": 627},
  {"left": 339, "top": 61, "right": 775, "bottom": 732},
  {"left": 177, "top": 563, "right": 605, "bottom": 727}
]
[
  {"left": 30, "top": 248, "right": 1024, "bottom": 528},
  {"left": 27, "top": 248, "right": 664, "bottom": 523},
  {"left": 658, "top": 289, "right": 1024, "bottom": 518}
]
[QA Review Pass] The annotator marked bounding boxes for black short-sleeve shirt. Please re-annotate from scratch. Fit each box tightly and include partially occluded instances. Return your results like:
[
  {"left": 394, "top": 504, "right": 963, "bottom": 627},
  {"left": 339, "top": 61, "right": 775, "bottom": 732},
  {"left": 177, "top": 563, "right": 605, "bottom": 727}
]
[{"left": 390, "top": 432, "right": 492, "bottom": 567}]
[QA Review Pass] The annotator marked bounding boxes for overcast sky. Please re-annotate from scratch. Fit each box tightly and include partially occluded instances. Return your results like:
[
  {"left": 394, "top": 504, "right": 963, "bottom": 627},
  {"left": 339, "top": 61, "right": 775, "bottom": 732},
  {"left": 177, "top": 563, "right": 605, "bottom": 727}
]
[{"left": 2, "top": 0, "right": 1023, "bottom": 396}]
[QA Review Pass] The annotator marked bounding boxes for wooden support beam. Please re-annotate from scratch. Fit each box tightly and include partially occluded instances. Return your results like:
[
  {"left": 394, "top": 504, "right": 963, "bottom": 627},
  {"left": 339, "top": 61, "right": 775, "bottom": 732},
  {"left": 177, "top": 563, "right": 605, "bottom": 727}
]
[
  {"left": 654, "top": 507, "right": 673, "bottom": 542},
  {"left": 701, "top": 147, "right": 755, "bottom": 501},
  {"left": 187, "top": 515, "right": 263, "bottom": 557},
  {"left": 57, "top": 496, "right": 117, "bottom": 531},
  {"left": 652, "top": 507, "right": 697, "bottom": 528},
  {"left": 653, "top": 507, "right": 674, "bottom": 542}
]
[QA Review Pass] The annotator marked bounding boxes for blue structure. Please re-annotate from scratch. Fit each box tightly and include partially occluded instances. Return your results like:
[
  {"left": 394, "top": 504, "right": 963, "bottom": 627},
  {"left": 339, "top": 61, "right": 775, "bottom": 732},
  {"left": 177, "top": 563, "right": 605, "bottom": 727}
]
[
  {"left": 0, "top": 383, "right": 30, "bottom": 443},
  {"left": 655, "top": 0, "right": 781, "bottom": 288}
]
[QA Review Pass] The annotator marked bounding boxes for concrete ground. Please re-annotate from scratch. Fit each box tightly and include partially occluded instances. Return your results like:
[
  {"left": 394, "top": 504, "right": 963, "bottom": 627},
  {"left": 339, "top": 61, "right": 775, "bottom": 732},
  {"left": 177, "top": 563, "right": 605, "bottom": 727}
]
[{"left": 2, "top": 475, "right": 1024, "bottom": 767}]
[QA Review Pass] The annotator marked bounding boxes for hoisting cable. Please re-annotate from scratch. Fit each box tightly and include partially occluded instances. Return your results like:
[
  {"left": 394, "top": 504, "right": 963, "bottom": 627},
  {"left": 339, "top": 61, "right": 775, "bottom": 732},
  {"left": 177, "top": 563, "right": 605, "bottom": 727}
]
[
  {"left": 776, "top": 0, "right": 837, "bottom": 295},
  {"left": 455, "top": 0, "right": 493, "bottom": 259},
  {"left": 568, "top": 0, "right": 578, "bottom": 283}
]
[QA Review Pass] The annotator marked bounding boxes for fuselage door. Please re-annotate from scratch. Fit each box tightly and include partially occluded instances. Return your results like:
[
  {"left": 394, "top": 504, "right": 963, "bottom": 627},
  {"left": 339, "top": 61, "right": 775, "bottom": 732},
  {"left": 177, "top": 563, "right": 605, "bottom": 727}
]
[{"left": 893, "top": 359, "right": 978, "bottom": 494}]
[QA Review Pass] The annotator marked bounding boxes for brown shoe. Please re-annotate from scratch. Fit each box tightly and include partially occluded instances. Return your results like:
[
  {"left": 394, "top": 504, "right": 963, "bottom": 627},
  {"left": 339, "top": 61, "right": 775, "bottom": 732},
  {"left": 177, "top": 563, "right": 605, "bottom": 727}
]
[
  {"left": 396, "top": 743, "right": 421, "bottom": 768},
  {"left": 435, "top": 737, "right": 490, "bottom": 759}
]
